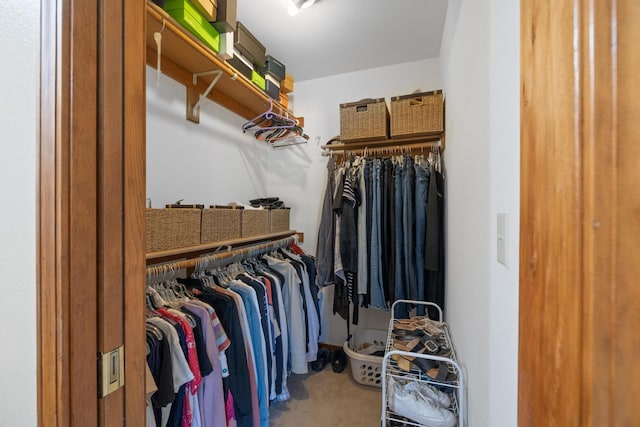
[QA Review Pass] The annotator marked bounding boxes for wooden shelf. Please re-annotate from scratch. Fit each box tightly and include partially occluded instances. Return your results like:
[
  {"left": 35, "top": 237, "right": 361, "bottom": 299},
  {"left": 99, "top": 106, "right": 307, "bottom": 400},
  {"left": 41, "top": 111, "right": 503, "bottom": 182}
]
[
  {"left": 146, "top": 1, "right": 296, "bottom": 121},
  {"left": 146, "top": 230, "right": 297, "bottom": 265},
  {"left": 321, "top": 133, "right": 445, "bottom": 152}
]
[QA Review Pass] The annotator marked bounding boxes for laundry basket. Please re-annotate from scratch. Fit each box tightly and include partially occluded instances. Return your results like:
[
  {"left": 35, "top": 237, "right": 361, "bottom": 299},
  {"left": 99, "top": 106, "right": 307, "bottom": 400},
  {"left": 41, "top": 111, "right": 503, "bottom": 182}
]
[{"left": 343, "top": 329, "right": 387, "bottom": 387}]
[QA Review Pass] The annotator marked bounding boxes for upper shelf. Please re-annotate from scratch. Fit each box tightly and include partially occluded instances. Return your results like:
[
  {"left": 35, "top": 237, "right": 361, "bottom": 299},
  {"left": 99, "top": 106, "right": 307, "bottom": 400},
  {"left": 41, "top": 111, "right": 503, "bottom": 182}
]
[
  {"left": 146, "top": 230, "right": 297, "bottom": 265},
  {"left": 146, "top": 1, "right": 294, "bottom": 121},
  {"left": 321, "top": 133, "right": 445, "bottom": 152}
]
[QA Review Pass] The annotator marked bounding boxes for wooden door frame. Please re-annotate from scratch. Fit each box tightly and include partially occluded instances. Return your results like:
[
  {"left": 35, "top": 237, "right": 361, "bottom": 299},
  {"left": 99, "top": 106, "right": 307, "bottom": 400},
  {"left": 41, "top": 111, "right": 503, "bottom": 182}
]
[
  {"left": 37, "top": 0, "right": 146, "bottom": 424},
  {"left": 520, "top": 0, "right": 639, "bottom": 425}
]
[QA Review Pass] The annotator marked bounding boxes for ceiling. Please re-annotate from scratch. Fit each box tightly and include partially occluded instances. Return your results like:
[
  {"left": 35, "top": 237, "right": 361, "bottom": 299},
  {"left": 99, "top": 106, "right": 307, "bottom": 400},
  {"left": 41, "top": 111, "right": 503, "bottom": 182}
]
[{"left": 237, "top": 0, "right": 448, "bottom": 82}]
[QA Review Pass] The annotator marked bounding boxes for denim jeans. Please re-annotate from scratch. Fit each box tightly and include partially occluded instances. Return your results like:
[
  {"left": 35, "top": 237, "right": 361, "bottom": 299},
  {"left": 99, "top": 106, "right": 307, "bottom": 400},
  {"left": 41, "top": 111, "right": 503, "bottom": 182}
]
[
  {"left": 356, "top": 162, "right": 368, "bottom": 296},
  {"left": 364, "top": 160, "right": 373, "bottom": 307},
  {"left": 414, "top": 163, "right": 430, "bottom": 315},
  {"left": 370, "top": 159, "right": 387, "bottom": 309},
  {"left": 402, "top": 155, "right": 417, "bottom": 302},
  {"left": 393, "top": 160, "right": 408, "bottom": 318}
]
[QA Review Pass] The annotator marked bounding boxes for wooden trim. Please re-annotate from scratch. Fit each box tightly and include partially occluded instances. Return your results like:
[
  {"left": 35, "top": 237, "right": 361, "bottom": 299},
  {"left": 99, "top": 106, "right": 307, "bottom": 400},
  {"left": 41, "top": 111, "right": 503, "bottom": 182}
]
[
  {"left": 38, "top": 0, "right": 60, "bottom": 424},
  {"left": 123, "top": 0, "right": 147, "bottom": 423},
  {"left": 519, "top": 1, "right": 584, "bottom": 425},
  {"left": 39, "top": 0, "right": 147, "bottom": 424},
  {"left": 98, "top": 0, "right": 125, "bottom": 423},
  {"left": 39, "top": 0, "right": 101, "bottom": 423},
  {"left": 520, "top": 0, "right": 640, "bottom": 425}
]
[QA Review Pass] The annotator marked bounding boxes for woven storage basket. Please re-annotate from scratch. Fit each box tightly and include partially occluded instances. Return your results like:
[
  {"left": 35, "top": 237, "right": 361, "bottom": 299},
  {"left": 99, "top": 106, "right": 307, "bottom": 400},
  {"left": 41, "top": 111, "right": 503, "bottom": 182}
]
[
  {"left": 390, "top": 90, "right": 444, "bottom": 138},
  {"left": 145, "top": 208, "right": 200, "bottom": 251},
  {"left": 339, "top": 98, "right": 389, "bottom": 142},
  {"left": 146, "top": 209, "right": 173, "bottom": 252},
  {"left": 269, "top": 208, "right": 290, "bottom": 233},
  {"left": 169, "top": 208, "right": 201, "bottom": 249},
  {"left": 241, "top": 209, "right": 270, "bottom": 237},
  {"left": 201, "top": 208, "right": 242, "bottom": 243}
]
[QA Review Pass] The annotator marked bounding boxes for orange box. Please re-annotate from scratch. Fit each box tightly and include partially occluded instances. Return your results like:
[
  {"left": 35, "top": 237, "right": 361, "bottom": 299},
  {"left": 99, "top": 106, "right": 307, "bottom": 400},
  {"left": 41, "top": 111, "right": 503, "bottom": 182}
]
[
  {"left": 192, "top": 0, "right": 217, "bottom": 21},
  {"left": 281, "top": 73, "right": 294, "bottom": 94},
  {"left": 279, "top": 92, "right": 289, "bottom": 109}
]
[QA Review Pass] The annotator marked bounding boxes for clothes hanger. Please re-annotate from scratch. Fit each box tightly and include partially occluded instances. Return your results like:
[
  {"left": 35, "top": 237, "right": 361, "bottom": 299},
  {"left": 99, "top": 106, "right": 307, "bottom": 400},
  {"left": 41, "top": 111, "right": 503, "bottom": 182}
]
[{"left": 242, "top": 99, "right": 298, "bottom": 133}]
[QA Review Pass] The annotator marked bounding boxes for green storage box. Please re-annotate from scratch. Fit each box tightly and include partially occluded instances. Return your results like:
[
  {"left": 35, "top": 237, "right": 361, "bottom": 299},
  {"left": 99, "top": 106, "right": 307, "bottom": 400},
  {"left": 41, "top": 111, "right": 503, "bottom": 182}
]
[
  {"left": 251, "top": 70, "right": 266, "bottom": 90},
  {"left": 164, "top": 0, "right": 220, "bottom": 52}
]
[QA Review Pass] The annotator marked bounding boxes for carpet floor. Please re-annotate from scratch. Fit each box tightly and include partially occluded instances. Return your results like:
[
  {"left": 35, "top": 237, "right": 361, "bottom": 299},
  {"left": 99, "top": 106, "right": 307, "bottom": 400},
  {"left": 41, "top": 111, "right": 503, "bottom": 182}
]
[{"left": 269, "top": 363, "right": 382, "bottom": 426}]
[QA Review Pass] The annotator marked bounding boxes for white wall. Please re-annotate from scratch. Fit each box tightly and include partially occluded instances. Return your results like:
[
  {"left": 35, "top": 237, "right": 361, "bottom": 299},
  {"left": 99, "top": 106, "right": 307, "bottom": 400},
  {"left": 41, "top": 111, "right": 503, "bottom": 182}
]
[
  {"left": 265, "top": 58, "right": 442, "bottom": 345},
  {"left": 440, "top": 0, "right": 519, "bottom": 426},
  {"left": 0, "top": 1, "right": 38, "bottom": 426},
  {"left": 488, "top": 0, "right": 520, "bottom": 425},
  {"left": 146, "top": 67, "right": 271, "bottom": 207}
]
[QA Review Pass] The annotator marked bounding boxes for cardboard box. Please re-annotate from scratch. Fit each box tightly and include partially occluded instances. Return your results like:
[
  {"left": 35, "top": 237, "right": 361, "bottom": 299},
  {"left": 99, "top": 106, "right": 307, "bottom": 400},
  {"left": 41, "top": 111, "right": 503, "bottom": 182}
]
[
  {"left": 279, "top": 92, "right": 289, "bottom": 109},
  {"left": 217, "top": 32, "right": 233, "bottom": 59},
  {"left": 212, "top": 0, "right": 237, "bottom": 33},
  {"left": 264, "top": 77, "right": 280, "bottom": 101},
  {"left": 281, "top": 73, "right": 294, "bottom": 94},
  {"left": 226, "top": 50, "right": 253, "bottom": 80},
  {"left": 164, "top": 0, "right": 220, "bottom": 52},
  {"left": 191, "top": 0, "right": 217, "bottom": 22},
  {"left": 234, "top": 21, "right": 266, "bottom": 67},
  {"left": 251, "top": 70, "right": 266, "bottom": 90},
  {"left": 258, "top": 55, "right": 286, "bottom": 81}
]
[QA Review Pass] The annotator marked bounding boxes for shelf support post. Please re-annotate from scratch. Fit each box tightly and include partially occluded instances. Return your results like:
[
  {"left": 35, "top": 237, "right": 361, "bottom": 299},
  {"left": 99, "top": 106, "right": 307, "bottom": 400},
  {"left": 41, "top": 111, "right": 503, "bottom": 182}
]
[{"left": 186, "top": 69, "right": 223, "bottom": 123}]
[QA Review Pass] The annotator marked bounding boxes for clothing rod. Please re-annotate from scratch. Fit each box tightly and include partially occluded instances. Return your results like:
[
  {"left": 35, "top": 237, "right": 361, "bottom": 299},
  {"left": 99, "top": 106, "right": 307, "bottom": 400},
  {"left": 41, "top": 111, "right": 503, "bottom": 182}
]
[
  {"left": 145, "top": 236, "right": 295, "bottom": 277},
  {"left": 322, "top": 140, "right": 442, "bottom": 157}
]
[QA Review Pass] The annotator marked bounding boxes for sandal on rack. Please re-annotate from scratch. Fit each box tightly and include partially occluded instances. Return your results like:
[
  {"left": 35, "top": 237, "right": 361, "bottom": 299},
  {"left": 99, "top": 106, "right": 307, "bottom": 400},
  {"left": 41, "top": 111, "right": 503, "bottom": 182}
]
[
  {"left": 392, "top": 338, "right": 441, "bottom": 372},
  {"left": 423, "top": 361, "right": 458, "bottom": 383},
  {"left": 394, "top": 318, "right": 445, "bottom": 338}
]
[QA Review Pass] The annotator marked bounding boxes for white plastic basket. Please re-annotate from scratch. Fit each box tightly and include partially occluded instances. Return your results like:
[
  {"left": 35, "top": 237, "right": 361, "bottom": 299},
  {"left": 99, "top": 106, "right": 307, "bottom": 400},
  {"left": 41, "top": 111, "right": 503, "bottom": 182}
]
[{"left": 343, "top": 329, "right": 387, "bottom": 387}]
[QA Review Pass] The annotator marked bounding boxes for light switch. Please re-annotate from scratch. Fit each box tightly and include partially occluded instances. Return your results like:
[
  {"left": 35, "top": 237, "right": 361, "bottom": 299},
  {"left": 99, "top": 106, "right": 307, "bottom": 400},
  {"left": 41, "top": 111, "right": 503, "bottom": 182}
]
[{"left": 497, "top": 213, "right": 508, "bottom": 266}]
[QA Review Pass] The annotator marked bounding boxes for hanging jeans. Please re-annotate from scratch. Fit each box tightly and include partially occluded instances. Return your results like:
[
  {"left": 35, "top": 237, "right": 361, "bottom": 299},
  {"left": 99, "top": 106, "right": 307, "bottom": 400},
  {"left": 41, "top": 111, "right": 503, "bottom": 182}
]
[
  {"left": 393, "top": 160, "right": 408, "bottom": 318},
  {"left": 402, "top": 155, "right": 417, "bottom": 303},
  {"left": 369, "top": 159, "right": 387, "bottom": 309},
  {"left": 357, "top": 162, "right": 368, "bottom": 297},
  {"left": 414, "top": 162, "right": 430, "bottom": 316},
  {"left": 363, "top": 160, "right": 373, "bottom": 307}
]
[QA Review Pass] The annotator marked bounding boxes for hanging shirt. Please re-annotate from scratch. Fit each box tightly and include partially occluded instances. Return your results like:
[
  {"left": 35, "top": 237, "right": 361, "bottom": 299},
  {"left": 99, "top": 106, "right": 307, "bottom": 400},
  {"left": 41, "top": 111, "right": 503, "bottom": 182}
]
[{"left": 264, "top": 255, "right": 308, "bottom": 374}]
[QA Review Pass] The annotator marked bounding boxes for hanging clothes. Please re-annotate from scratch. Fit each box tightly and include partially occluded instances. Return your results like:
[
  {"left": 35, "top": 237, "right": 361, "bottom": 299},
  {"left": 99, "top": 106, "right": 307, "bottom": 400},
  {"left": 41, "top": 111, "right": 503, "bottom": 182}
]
[
  {"left": 145, "top": 239, "right": 320, "bottom": 427},
  {"left": 317, "top": 152, "right": 446, "bottom": 322}
]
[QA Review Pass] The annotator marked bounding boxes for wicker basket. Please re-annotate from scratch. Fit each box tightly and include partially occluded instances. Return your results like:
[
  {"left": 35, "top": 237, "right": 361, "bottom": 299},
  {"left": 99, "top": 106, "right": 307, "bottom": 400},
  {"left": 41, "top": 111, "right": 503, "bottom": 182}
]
[
  {"left": 201, "top": 208, "right": 242, "bottom": 243},
  {"left": 171, "top": 208, "right": 201, "bottom": 248},
  {"left": 146, "top": 209, "right": 172, "bottom": 252},
  {"left": 270, "top": 208, "right": 290, "bottom": 233},
  {"left": 390, "top": 90, "right": 444, "bottom": 138},
  {"left": 339, "top": 98, "right": 389, "bottom": 142},
  {"left": 241, "top": 209, "right": 270, "bottom": 237},
  {"left": 145, "top": 208, "right": 201, "bottom": 252}
]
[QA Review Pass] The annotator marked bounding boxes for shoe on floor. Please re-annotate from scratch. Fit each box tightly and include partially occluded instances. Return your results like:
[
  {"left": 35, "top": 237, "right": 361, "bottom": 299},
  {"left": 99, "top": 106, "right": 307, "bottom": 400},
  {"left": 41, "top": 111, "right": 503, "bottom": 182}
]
[
  {"left": 310, "top": 348, "right": 331, "bottom": 372},
  {"left": 330, "top": 348, "right": 347, "bottom": 373},
  {"left": 388, "top": 377, "right": 456, "bottom": 427}
]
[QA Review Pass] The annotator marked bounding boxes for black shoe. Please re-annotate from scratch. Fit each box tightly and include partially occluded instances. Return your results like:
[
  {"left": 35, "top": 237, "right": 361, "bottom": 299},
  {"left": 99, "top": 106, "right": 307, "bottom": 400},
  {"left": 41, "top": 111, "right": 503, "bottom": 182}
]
[
  {"left": 310, "top": 348, "right": 331, "bottom": 372},
  {"left": 330, "top": 348, "right": 347, "bottom": 373}
]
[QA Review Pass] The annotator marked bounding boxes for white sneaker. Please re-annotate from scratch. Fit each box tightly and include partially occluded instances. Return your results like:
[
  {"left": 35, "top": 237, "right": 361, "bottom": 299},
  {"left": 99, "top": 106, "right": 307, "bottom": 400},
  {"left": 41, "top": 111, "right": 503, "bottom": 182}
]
[
  {"left": 404, "top": 380, "right": 452, "bottom": 408},
  {"left": 388, "top": 377, "right": 457, "bottom": 427}
]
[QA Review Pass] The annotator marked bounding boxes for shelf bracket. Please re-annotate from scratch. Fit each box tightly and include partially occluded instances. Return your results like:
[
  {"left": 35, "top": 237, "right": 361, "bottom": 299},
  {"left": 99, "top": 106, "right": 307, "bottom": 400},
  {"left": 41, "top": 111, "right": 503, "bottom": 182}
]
[{"left": 186, "top": 70, "right": 223, "bottom": 123}]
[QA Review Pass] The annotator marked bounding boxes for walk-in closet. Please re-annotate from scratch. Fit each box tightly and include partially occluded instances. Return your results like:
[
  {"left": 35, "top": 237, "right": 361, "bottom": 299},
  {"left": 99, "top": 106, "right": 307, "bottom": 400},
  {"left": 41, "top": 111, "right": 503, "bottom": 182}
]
[{"left": 18, "top": 0, "right": 639, "bottom": 426}]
